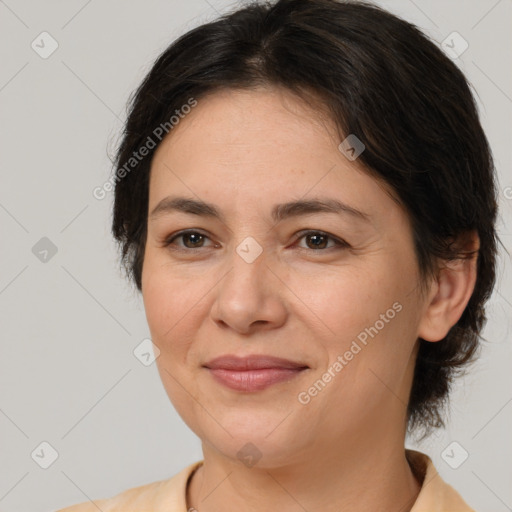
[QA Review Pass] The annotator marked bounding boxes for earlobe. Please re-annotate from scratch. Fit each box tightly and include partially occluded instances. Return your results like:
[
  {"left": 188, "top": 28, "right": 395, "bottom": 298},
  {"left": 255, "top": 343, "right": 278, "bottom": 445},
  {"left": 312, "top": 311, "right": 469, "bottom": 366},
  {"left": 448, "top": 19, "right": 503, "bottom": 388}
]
[{"left": 417, "top": 232, "right": 480, "bottom": 342}]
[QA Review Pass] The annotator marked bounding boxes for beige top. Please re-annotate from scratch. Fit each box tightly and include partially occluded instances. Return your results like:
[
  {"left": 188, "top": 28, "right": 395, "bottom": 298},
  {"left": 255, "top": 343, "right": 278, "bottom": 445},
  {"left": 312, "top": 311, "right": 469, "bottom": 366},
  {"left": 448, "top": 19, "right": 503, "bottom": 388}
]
[{"left": 56, "top": 449, "right": 475, "bottom": 511}]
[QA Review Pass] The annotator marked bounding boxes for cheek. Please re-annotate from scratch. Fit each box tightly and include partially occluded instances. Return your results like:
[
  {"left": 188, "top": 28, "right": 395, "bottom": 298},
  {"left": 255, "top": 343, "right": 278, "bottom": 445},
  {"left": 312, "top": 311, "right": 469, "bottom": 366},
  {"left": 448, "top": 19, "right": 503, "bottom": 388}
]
[
  {"left": 142, "top": 262, "right": 207, "bottom": 427},
  {"left": 285, "top": 261, "right": 401, "bottom": 341},
  {"left": 143, "top": 286, "right": 202, "bottom": 368},
  {"left": 142, "top": 250, "right": 206, "bottom": 341},
  {"left": 289, "top": 258, "right": 419, "bottom": 387}
]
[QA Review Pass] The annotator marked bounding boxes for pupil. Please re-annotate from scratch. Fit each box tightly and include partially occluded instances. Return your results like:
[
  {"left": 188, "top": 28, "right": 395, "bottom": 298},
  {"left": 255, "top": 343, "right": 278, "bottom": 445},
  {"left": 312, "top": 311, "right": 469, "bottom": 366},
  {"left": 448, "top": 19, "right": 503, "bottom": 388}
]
[
  {"left": 308, "top": 234, "right": 326, "bottom": 249},
  {"left": 186, "top": 233, "right": 203, "bottom": 247}
]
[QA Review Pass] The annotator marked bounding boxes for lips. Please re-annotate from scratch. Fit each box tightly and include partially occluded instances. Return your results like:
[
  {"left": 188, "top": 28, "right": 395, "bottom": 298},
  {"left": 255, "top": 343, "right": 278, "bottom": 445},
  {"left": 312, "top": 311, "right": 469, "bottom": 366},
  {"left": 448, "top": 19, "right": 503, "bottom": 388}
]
[
  {"left": 203, "top": 355, "right": 309, "bottom": 392},
  {"left": 203, "top": 354, "right": 309, "bottom": 371}
]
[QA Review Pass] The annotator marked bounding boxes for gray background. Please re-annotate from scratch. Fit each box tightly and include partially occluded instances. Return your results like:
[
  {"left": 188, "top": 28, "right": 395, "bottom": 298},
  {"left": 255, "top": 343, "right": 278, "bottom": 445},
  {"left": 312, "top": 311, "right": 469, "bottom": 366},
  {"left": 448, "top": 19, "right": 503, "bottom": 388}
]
[{"left": 0, "top": 1, "right": 511, "bottom": 511}]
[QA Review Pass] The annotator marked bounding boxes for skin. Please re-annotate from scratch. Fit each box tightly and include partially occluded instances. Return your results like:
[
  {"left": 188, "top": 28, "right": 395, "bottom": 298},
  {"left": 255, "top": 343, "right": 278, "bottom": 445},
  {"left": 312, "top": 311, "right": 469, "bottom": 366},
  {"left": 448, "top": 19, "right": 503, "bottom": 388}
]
[{"left": 141, "top": 87, "right": 479, "bottom": 512}]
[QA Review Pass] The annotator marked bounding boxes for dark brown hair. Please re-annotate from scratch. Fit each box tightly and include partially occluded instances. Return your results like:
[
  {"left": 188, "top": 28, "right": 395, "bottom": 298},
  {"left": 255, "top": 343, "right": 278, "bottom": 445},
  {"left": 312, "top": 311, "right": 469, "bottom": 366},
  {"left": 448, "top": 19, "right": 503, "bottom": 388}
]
[{"left": 111, "top": 0, "right": 499, "bottom": 439}]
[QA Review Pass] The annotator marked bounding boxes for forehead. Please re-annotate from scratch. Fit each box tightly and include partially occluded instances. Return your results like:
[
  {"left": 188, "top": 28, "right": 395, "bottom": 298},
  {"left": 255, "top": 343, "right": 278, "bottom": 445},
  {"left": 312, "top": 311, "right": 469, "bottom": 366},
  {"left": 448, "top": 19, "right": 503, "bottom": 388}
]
[
  {"left": 154, "top": 87, "right": 338, "bottom": 161},
  {"left": 148, "top": 87, "right": 401, "bottom": 225}
]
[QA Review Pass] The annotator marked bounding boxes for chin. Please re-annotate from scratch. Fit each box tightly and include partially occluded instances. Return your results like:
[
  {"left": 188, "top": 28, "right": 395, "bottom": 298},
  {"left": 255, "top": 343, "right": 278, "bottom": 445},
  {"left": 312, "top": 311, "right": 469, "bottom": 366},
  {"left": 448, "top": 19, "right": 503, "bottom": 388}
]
[{"left": 197, "top": 418, "right": 310, "bottom": 469}]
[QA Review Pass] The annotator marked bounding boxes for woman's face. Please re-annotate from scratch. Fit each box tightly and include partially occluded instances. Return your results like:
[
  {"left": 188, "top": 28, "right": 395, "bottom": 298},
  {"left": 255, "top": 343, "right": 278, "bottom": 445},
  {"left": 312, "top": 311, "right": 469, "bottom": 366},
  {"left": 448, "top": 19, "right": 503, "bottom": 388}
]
[{"left": 142, "top": 87, "right": 430, "bottom": 467}]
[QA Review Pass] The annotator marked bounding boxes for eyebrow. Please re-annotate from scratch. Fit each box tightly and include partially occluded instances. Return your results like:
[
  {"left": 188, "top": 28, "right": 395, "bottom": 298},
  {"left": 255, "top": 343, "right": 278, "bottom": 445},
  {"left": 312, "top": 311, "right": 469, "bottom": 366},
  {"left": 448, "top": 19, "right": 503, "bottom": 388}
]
[{"left": 149, "top": 196, "right": 371, "bottom": 224}]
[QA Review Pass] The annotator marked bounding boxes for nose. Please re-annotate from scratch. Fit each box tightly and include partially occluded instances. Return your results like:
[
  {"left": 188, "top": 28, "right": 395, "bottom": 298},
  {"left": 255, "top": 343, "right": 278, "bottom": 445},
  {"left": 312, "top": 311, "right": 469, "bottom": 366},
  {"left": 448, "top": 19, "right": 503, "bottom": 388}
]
[{"left": 210, "top": 243, "right": 288, "bottom": 335}]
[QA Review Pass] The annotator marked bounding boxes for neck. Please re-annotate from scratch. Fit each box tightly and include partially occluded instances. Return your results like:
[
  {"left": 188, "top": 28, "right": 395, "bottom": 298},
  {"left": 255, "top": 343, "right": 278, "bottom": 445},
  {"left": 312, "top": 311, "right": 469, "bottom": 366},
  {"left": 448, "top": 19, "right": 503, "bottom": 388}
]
[{"left": 187, "top": 430, "right": 421, "bottom": 512}]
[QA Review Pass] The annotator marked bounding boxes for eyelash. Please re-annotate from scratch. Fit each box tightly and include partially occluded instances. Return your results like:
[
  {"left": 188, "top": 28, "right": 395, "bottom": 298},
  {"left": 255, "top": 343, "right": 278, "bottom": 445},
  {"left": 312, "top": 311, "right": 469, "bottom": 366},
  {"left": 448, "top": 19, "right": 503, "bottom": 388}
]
[{"left": 162, "top": 229, "right": 350, "bottom": 253}]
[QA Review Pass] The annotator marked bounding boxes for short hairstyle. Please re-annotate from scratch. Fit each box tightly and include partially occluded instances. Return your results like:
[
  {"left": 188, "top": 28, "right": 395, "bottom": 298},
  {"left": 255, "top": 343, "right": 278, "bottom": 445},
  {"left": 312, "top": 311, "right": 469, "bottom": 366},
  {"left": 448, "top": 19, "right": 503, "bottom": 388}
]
[{"left": 111, "top": 0, "right": 499, "bottom": 439}]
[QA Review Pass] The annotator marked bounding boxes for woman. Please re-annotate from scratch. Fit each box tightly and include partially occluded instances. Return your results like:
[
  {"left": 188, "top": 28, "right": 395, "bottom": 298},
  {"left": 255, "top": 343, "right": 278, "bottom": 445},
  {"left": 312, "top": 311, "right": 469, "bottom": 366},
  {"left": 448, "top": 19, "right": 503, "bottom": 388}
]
[{"left": 58, "top": 0, "right": 498, "bottom": 510}]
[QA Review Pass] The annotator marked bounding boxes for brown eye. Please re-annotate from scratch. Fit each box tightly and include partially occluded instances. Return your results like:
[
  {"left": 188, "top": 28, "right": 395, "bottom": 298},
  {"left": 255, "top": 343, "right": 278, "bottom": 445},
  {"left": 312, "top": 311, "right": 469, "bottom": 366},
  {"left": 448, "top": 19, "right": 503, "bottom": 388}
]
[
  {"left": 164, "top": 230, "right": 215, "bottom": 250},
  {"left": 295, "top": 230, "right": 349, "bottom": 251},
  {"left": 181, "top": 232, "right": 205, "bottom": 248},
  {"left": 304, "top": 233, "right": 329, "bottom": 249}
]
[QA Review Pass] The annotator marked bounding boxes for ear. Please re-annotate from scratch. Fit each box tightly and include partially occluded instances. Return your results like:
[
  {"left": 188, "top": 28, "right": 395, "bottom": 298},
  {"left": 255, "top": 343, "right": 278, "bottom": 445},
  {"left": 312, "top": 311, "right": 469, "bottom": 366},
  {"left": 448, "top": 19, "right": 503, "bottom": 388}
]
[{"left": 418, "top": 231, "right": 480, "bottom": 342}]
